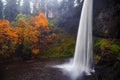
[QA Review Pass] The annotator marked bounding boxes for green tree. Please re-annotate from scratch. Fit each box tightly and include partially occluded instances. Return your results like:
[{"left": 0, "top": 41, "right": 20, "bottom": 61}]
[
  {"left": 17, "top": 0, "right": 22, "bottom": 12},
  {"left": 57, "top": 0, "right": 81, "bottom": 34},
  {"left": 22, "top": 0, "right": 31, "bottom": 14},
  {"left": 4, "top": 0, "right": 19, "bottom": 21},
  {"left": 0, "top": 0, "right": 3, "bottom": 19}
]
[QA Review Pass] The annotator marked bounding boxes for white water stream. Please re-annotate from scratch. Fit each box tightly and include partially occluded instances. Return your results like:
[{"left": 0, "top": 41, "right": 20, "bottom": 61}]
[{"left": 53, "top": 0, "right": 94, "bottom": 79}]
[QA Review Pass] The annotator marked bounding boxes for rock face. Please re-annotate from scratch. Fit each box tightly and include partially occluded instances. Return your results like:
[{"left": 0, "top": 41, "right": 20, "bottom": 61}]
[
  {"left": 93, "top": 0, "right": 120, "bottom": 76},
  {"left": 95, "top": 53, "right": 120, "bottom": 80},
  {"left": 57, "top": 0, "right": 120, "bottom": 38},
  {"left": 93, "top": 0, "right": 120, "bottom": 38}
]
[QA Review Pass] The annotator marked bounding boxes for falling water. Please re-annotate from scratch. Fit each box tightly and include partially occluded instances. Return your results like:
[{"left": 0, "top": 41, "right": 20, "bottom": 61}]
[
  {"left": 73, "top": 0, "right": 93, "bottom": 74},
  {"left": 52, "top": 0, "right": 94, "bottom": 79}
]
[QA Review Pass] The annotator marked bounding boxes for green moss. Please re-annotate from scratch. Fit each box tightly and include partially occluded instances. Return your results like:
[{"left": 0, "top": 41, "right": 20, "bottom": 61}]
[
  {"left": 110, "top": 44, "right": 120, "bottom": 53},
  {"left": 93, "top": 37, "right": 120, "bottom": 61},
  {"left": 94, "top": 38, "right": 109, "bottom": 47},
  {"left": 94, "top": 55, "right": 101, "bottom": 61},
  {"left": 109, "top": 44, "right": 120, "bottom": 60}
]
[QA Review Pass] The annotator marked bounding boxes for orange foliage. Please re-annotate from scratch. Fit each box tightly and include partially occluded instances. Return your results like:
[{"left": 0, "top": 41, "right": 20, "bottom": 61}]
[
  {"left": 24, "top": 26, "right": 40, "bottom": 44},
  {"left": 0, "top": 13, "right": 56, "bottom": 57},
  {"left": 12, "top": 18, "right": 40, "bottom": 56},
  {"left": 15, "top": 27, "right": 23, "bottom": 44},
  {"left": 0, "top": 20, "right": 18, "bottom": 44},
  {"left": 32, "top": 48, "right": 39, "bottom": 55},
  {"left": 15, "top": 18, "right": 30, "bottom": 28},
  {"left": 0, "top": 20, "right": 18, "bottom": 54},
  {"left": 30, "top": 12, "right": 48, "bottom": 29},
  {"left": 0, "top": 19, "right": 10, "bottom": 28},
  {"left": 15, "top": 20, "right": 40, "bottom": 45}
]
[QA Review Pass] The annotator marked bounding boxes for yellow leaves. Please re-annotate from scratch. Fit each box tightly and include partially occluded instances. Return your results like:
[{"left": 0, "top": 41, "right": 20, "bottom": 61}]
[
  {"left": 0, "top": 19, "right": 18, "bottom": 44},
  {"left": 99, "top": 39, "right": 111, "bottom": 51},
  {"left": 6, "top": 28, "right": 18, "bottom": 42},
  {"left": 0, "top": 12, "right": 56, "bottom": 56},
  {"left": 0, "top": 19, "right": 10, "bottom": 28},
  {"left": 46, "top": 33, "right": 57, "bottom": 43},
  {"left": 13, "top": 17, "right": 40, "bottom": 45},
  {"left": 30, "top": 12, "right": 48, "bottom": 29},
  {"left": 0, "top": 20, "right": 18, "bottom": 54},
  {"left": 15, "top": 25, "right": 40, "bottom": 45},
  {"left": 24, "top": 26, "right": 39, "bottom": 44},
  {"left": 32, "top": 48, "right": 39, "bottom": 55},
  {"left": 17, "top": 18, "right": 30, "bottom": 28},
  {"left": 15, "top": 27, "right": 23, "bottom": 44}
]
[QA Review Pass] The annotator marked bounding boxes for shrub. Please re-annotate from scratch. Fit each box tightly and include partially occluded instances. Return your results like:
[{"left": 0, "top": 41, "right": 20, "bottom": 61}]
[{"left": 41, "top": 34, "right": 75, "bottom": 58}]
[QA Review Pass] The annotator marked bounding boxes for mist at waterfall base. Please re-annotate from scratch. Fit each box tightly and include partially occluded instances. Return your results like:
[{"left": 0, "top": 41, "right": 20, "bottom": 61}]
[{"left": 52, "top": 0, "right": 95, "bottom": 80}]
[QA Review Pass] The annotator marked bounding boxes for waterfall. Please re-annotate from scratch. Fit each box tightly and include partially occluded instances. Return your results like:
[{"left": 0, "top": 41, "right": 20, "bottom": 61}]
[
  {"left": 73, "top": 0, "right": 93, "bottom": 74},
  {"left": 52, "top": 0, "right": 94, "bottom": 79}
]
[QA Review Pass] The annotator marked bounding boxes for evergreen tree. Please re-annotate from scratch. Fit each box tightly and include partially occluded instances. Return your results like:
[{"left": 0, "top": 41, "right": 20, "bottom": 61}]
[
  {"left": 0, "top": 0, "right": 3, "bottom": 19},
  {"left": 22, "top": 0, "right": 31, "bottom": 14},
  {"left": 17, "top": 0, "right": 22, "bottom": 12},
  {"left": 57, "top": 0, "right": 82, "bottom": 34},
  {"left": 4, "top": 0, "right": 18, "bottom": 21},
  {"left": 32, "top": 0, "right": 39, "bottom": 15}
]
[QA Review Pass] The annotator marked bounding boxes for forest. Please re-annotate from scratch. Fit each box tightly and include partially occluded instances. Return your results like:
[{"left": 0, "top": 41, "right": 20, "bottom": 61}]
[{"left": 0, "top": 0, "right": 120, "bottom": 80}]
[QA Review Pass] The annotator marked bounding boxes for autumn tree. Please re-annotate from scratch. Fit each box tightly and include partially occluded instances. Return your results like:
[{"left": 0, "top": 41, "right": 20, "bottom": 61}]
[
  {"left": 30, "top": 12, "right": 57, "bottom": 53},
  {"left": 0, "top": 12, "right": 56, "bottom": 59},
  {"left": 0, "top": 20, "right": 18, "bottom": 57},
  {"left": 29, "top": 12, "right": 48, "bottom": 54},
  {"left": 12, "top": 17, "right": 40, "bottom": 57},
  {"left": 30, "top": 12, "right": 48, "bottom": 28}
]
